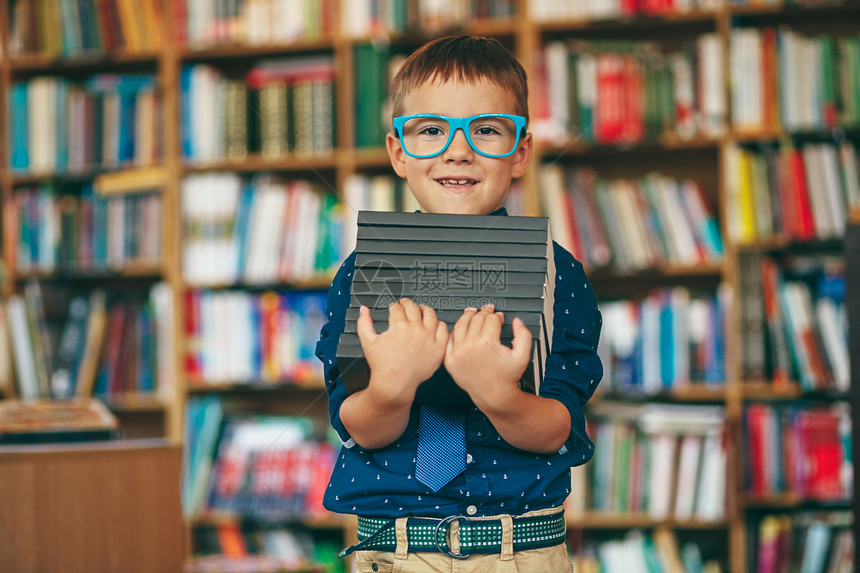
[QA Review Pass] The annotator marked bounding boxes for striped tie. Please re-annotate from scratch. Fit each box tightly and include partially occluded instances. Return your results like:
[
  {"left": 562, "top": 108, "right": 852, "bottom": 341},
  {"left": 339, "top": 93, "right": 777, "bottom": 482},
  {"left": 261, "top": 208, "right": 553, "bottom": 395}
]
[{"left": 415, "top": 405, "right": 466, "bottom": 492}]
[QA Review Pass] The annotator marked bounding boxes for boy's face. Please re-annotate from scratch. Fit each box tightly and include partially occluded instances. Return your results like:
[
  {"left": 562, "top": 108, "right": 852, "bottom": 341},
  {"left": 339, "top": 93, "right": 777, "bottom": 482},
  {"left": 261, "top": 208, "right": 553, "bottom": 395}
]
[{"left": 386, "top": 78, "right": 532, "bottom": 215}]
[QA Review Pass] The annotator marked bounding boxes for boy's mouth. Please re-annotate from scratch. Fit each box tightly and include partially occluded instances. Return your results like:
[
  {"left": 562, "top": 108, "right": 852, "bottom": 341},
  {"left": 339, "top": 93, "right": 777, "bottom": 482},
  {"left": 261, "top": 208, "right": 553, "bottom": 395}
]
[{"left": 436, "top": 178, "right": 478, "bottom": 187}]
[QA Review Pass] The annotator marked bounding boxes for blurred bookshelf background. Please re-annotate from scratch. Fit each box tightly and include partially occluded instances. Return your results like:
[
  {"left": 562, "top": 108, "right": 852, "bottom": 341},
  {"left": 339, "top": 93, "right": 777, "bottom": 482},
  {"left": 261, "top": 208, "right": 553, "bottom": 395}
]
[{"left": 0, "top": 0, "right": 858, "bottom": 571}]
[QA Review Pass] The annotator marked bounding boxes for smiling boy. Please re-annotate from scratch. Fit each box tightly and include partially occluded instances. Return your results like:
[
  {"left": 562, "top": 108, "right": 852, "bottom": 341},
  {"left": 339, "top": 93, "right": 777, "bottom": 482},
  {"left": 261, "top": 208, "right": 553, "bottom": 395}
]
[{"left": 316, "top": 35, "right": 603, "bottom": 572}]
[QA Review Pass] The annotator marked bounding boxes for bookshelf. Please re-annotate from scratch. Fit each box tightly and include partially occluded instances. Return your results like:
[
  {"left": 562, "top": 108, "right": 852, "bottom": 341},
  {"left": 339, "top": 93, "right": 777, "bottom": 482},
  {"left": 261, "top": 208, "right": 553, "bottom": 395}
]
[{"left": 0, "top": 0, "right": 857, "bottom": 570}]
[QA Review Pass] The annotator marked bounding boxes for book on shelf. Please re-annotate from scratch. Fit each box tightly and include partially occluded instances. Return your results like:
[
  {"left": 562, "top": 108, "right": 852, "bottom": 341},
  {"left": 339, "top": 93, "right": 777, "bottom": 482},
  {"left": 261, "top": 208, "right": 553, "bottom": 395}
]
[
  {"left": 7, "top": 0, "right": 165, "bottom": 57},
  {"left": 181, "top": 174, "right": 344, "bottom": 287},
  {"left": 184, "top": 289, "right": 327, "bottom": 386},
  {"left": 744, "top": 402, "right": 852, "bottom": 501},
  {"left": 570, "top": 528, "right": 726, "bottom": 573},
  {"left": 741, "top": 252, "right": 849, "bottom": 391},
  {"left": 188, "top": 411, "right": 337, "bottom": 521},
  {"left": 729, "top": 28, "right": 860, "bottom": 133},
  {"left": 180, "top": 57, "right": 335, "bottom": 164},
  {"left": 8, "top": 184, "right": 163, "bottom": 274},
  {"left": 580, "top": 401, "right": 727, "bottom": 521},
  {"left": 0, "top": 397, "right": 119, "bottom": 444},
  {"left": 541, "top": 166, "right": 724, "bottom": 273},
  {"left": 8, "top": 74, "right": 160, "bottom": 176},
  {"left": 336, "top": 210, "right": 556, "bottom": 407},
  {"left": 533, "top": 35, "right": 726, "bottom": 146},
  {"left": 752, "top": 511, "right": 853, "bottom": 573},
  {"left": 597, "top": 285, "right": 728, "bottom": 395}
]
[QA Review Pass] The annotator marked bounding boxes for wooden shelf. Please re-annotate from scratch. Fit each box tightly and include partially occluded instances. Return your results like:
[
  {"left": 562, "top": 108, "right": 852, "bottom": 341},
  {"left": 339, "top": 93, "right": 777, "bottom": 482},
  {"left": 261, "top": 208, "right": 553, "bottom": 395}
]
[
  {"left": 566, "top": 512, "right": 727, "bottom": 529},
  {"left": 536, "top": 10, "right": 719, "bottom": 35},
  {"left": 183, "top": 275, "right": 334, "bottom": 291},
  {"left": 741, "top": 493, "right": 852, "bottom": 509},
  {"left": 727, "top": 1, "right": 860, "bottom": 19},
  {"left": 14, "top": 263, "right": 165, "bottom": 282},
  {"left": 593, "top": 384, "right": 727, "bottom": 403},
  {"left": 10, "top": 164, "right": 167, "bottom": 187},
  {"left": 8, "top": 51, "right": 160, "bottom": 72},
  {"left": 181, "top": 153, "right": 339, "bottom": 174},
  {"left": 102, "top": 393, "right": 166, "bottom": 412},
  {"left": 540, "top": 136, "right": 720, "bottom": 158},
  {"left": 187, "top": 511, "right": 349, "bottom": 530},
  {"left": 587, "top": 261, "right": 724, "bottom": 281},
  {"left": 741, "top": 381, "right": 848, "bottom": 401},
  {"left": 179, "top": 38, "right": 337, "bottom": 61},
  {"left": 186, "top": 379, "right": 326, "bottom": 394}
]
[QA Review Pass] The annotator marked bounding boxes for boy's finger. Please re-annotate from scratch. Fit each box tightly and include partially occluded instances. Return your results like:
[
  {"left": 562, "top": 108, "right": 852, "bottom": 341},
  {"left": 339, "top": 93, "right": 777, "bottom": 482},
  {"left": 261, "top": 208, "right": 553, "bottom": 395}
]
[
  {"left": 421, "top": 305, "right": 438, "bottom": 329},
  {"left": 452, "top": 307, "right": 477, "bottom": 343},
  {"left": 435, "top": 320, "right": 448, "bottom": 344},
  {"left": 388, "top": 300, "right": 406, "bottom": 322},
  {"left": 400, "top": 298, "right": 422, "bottom": 322},
  {"left": 482, "top": 310, "right": 503, "bottom": 342},
  {"left": 467, "top": 307, "right": 490, "bottom": 336},
  {"left": 356, "top": 305, "right": 379, "bottom": 346},
  {"left": 510, "top": 317, "right": 533, "bottom": 364}
]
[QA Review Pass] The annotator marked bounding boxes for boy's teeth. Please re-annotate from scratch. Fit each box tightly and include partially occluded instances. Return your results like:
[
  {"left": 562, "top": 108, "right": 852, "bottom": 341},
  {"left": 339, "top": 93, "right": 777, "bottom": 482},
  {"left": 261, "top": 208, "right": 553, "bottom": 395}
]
[{"left": 439, "top": 179, "right": 473, "bottom": 185}]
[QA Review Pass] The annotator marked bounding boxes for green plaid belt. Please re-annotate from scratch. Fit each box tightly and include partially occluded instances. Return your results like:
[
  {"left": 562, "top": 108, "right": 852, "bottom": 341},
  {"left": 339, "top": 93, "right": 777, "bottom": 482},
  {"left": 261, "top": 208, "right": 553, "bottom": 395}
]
[{"left": 346, "top": 511, "right": 566, "bottom": 559}]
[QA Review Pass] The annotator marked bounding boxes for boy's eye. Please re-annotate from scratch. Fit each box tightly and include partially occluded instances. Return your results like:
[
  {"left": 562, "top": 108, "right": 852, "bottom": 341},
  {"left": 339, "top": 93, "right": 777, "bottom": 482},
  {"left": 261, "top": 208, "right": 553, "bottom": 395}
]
[
  {"left": 474, "top": 125, "right": 502, "bottom": 137},
  {"left": 420, "top": 126, "right": 445, "bottom": 136}
]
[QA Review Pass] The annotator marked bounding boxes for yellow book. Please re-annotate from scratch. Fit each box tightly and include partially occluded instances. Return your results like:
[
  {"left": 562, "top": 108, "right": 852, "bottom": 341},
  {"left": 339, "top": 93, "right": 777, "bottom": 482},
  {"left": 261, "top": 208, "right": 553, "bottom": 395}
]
[{"left": 738, "top": 149, "right": 758, "bottom": 244}]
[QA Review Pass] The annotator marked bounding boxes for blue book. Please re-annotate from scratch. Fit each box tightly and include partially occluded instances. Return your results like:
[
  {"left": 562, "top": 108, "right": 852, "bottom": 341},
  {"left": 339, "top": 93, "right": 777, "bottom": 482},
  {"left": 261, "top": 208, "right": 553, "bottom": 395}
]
[
  {"left": 233, "top": 184, "right": 255, "bottom": 278},
  {"left": 659, "top": 292, "right": 674, "bottom": 388},
  {"left": 180, "top": 67, "right": 194, "bottom": 159},
  {"left": 118, "top": 92, "right": 137, "bottom": 164},
  {"left": 86, "top": 74, "right": 156, "bottom": 94},
  {"left": 9, "top": 83, "right": 29, "bottom": 171},
  {"left": 55, "top": 80, "right": 70, "bottom": 173},
  {"left": 137, "top": 305, "right": 154, "bottom": 393}
]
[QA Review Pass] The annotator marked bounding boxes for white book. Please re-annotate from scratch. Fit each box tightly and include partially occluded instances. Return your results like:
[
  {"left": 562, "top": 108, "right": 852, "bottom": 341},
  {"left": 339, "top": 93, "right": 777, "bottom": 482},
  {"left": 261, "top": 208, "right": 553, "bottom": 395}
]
[
  {"left": 815, "top": 298, "right": 849, "bottom": 392},
  {"left": 819, "top": 144, "right": 847, "bottom": 237},
  {"left": 647, "top": 433, "right": 677, "bottom": 520},
  {"left": 342, "top": 174, "right": 368, "bottom": 254},
  {"left": 641, "top": 293, "right": 662, "bottom": 394},
  {"left": 150, "top": 282, "right": 175, "bottom": 403},
  {"left": 541, "top": 165, "right": 574, "bottom": 255},
  {"left": 545, "top": 42, "right": 571, "bottom": 143},
  {"left": 671, "top": 52, "right": 696, "bottom": 140},
  {"left": 695, "top": 430, "right": 726, "bottom": 521},
  {"left": 802, "top": 145, "right": 836, "bottom": 238},
  {"left": 369, "top": 175, "right": 396, "bottom": 212},
  {"left": 839, "top": 141, "right": 860, "bottom": 209},
  {"left": 6, "top": 297, "right": 39, "bottom": 400},
  {"left": 674, "top": 435, "right": 702, "bottom": 520}
]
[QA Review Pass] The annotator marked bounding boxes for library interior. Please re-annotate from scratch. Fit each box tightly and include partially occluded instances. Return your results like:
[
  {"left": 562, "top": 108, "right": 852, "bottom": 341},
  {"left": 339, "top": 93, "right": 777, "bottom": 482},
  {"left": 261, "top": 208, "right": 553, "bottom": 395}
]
[{"left": 0, "top": 0, "right": 858, "bottom": 572}]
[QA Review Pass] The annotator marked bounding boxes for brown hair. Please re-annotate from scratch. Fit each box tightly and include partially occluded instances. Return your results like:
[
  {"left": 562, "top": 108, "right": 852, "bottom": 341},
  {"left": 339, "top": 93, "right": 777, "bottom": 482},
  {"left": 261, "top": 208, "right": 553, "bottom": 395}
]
[{"left": 389, "top": 34, "right": 529, "bottom": 122}]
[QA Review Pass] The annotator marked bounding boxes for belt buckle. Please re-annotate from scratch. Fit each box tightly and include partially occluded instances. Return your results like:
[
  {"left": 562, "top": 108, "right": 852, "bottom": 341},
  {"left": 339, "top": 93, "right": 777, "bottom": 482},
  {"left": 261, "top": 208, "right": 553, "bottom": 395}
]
[{"left": 433, "top": 515, "right": 470, "bottom": 559}]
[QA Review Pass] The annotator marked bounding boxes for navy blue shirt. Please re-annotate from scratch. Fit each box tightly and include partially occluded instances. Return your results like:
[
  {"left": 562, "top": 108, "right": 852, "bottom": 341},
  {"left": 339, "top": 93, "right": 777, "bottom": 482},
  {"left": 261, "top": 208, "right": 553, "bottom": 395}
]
[{"left": 315, "top": 210, "right": 603, "bottom": 518}]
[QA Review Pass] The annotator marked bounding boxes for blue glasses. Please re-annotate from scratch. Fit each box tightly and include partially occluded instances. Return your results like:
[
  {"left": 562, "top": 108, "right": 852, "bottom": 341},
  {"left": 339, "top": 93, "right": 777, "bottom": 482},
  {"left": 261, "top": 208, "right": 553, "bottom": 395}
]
[{"left": 392, "top": 114, "right": 527, "bottom": 159}]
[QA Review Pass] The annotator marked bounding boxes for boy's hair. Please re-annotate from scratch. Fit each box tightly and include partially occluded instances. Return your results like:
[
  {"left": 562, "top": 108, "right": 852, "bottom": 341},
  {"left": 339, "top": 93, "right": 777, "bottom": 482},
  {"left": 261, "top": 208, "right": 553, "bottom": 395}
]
[{"left": 389, "top": 34, "right": 529, "bottom": 122}]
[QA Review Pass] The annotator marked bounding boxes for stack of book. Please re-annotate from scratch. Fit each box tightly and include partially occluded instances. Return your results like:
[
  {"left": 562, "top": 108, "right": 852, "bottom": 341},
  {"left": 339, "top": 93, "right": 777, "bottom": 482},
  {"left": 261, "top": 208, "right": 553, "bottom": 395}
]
[{"left": 336, "top": 211, "right": 556, "bottom": 406}]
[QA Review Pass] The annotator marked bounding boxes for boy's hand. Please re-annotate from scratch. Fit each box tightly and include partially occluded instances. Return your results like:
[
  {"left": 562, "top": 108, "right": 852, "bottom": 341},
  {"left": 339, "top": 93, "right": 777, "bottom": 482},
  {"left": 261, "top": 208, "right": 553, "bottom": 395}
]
[
  {"left": 443, "top": 305, "right": 533, "bottom": 410},
  {"left": 356, "top": 299, "right": 448, "bottom": 404}
]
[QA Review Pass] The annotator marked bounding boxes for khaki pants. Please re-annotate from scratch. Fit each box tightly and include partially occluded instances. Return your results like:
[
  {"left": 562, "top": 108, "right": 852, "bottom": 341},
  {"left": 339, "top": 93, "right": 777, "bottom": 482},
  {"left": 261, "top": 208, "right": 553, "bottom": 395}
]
[{"left": 353, "top": 508, "right": 573, "bottom": 573}]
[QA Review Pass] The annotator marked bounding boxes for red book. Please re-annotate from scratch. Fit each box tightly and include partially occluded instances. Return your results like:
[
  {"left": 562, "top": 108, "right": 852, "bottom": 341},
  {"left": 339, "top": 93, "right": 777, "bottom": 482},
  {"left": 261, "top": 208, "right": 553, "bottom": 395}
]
[
  {"left": 801, "top": 409, "right": 843, "bottom": 500},
  {"left": 789, "top": 148, "right": 816, "bottom": 240},
  {"left": 621, "top": 54, "right": 645, "bottom": 143},
  {"left": 595, "top": 53, "right": 625, "bottom": 143},
  {"left": 747, "top": 404, "right": 766, "bottom": 496},
  {"left": 185, "top": 290, "right": 201, "bottom": 379},
  {"left": 761, "top": 28, "right": 779, "bottom": 131},
  {"left": 562, "top": 190, "right": 586, "bottom": 264}
]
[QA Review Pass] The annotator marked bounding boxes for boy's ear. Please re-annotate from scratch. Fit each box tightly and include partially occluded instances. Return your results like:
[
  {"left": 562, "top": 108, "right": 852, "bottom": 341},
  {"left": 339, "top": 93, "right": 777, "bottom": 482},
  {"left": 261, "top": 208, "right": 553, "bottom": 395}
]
[
  {"left": 386, "top": 132, "right": 408, "bottom": 178},
  {"left": 510, "top": 132, "right": 533, "bottom": 179}
]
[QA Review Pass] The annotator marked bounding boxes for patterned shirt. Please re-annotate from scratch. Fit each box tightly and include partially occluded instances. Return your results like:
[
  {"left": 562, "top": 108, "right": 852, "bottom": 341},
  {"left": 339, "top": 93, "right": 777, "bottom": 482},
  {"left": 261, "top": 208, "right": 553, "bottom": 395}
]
[{"left": 315, "top": 209, "right": 603, "bottom": 519}]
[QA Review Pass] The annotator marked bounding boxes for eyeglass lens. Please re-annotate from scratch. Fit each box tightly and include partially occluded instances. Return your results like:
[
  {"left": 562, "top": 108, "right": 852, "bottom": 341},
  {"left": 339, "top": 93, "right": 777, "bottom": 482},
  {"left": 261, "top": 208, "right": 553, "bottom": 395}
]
[{"left": 400, "top": 116, "right": 518, "bottom": 157}]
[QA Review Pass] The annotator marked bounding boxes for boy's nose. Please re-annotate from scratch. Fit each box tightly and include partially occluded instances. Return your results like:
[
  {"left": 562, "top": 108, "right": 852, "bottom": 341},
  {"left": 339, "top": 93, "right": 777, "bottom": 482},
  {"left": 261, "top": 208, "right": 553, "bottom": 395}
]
[{"left": 442, "top": 129, "right": 474, "bottom": 161}]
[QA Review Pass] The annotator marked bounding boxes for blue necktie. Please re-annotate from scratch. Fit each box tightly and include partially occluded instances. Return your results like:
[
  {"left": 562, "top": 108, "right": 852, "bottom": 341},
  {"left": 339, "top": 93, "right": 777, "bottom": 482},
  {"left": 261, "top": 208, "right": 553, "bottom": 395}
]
[{"left": 415, "top": 405, "right": 466, "bottom": 492}]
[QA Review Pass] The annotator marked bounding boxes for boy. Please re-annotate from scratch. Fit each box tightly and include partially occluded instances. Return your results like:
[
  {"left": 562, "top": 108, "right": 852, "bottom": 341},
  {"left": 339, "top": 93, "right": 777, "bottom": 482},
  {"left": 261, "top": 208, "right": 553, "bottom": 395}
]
[{"left": 315, "top": 35, "right": 602, "bottom": 571}]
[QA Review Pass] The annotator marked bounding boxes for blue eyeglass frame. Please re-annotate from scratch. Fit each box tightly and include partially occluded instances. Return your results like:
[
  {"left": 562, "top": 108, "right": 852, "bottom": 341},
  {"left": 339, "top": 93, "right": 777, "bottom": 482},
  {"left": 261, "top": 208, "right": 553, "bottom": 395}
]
[{"left": 392, "top": 113, "right": 527, "bottom": 159}]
